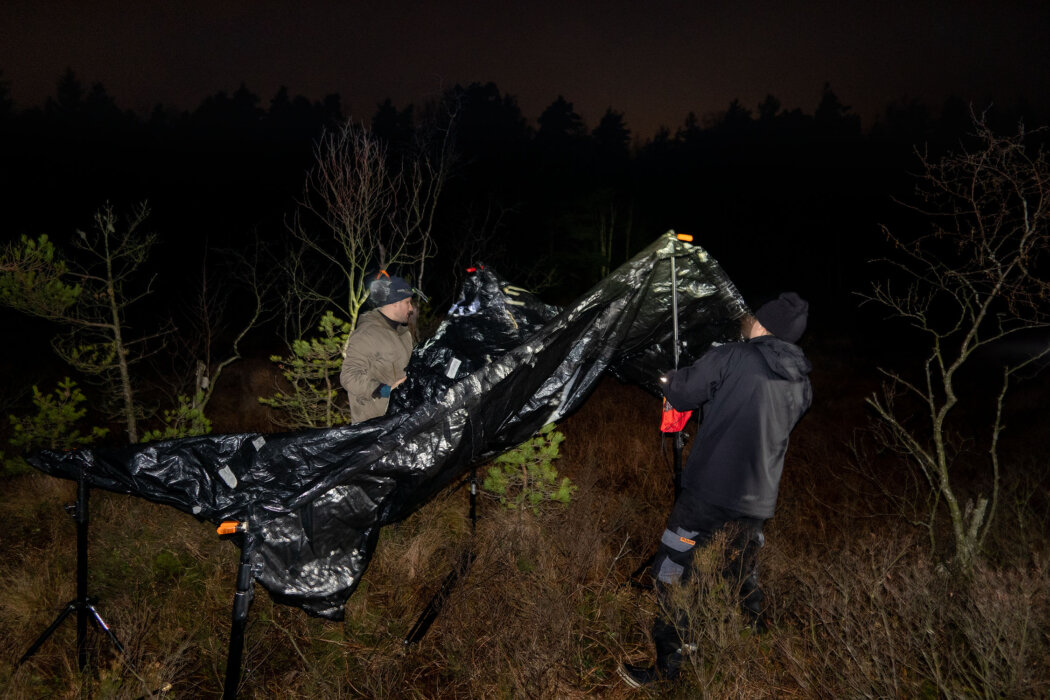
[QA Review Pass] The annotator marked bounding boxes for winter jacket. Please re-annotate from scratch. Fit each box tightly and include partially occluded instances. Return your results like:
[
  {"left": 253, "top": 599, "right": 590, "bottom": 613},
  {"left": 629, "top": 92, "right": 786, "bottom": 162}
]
[
  {"left": 340, "top": 308, "right": 414, "bottom": 423},
  {"left": 663, "top": 335, "right": 812, "bottom": 518}
]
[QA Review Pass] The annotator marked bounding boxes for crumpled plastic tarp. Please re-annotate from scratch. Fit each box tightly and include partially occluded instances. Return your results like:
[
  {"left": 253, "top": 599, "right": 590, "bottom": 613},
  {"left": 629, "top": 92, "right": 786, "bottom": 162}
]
[{"left": 29, "top": 233, "right": 747, "bottom": 619}]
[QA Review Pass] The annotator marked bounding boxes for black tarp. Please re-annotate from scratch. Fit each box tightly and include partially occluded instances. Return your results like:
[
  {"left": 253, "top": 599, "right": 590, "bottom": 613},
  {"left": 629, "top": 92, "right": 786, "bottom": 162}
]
[{"left": 29, "top": 233, "right": 748, "bottom": 619}]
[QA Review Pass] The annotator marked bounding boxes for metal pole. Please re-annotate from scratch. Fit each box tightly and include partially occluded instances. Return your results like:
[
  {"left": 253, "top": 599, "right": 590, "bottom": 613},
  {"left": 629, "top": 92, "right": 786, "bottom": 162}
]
[
  {"left": 75, "top": 472, "right": 89, "bottom": 672},
  {"left": 670, "top": 253, "right": 680, "bottom": 370},
  {"left": 404, "top": 470, "right": 478, "bottom": 646},
  {"left": 468, "top": 467, "right": 477, "bottom": 532},
  {"left": 223, "top": 530, "right": 255, "bottom": 700},
  {"left": 670, "top": 248, "right": 684, "bottom": 498}
]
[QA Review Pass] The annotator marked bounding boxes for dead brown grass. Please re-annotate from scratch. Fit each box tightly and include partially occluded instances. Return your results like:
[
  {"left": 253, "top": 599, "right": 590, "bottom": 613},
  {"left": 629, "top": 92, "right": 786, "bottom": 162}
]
[{"left": 1, "top": 332, "right": 1048, "bottom": 697}]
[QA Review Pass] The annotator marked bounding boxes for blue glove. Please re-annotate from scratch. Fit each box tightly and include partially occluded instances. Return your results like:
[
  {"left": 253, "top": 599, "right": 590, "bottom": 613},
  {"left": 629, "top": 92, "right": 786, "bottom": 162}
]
[{"left": 371, "top": 383, "right": 392, "bottom": 399}]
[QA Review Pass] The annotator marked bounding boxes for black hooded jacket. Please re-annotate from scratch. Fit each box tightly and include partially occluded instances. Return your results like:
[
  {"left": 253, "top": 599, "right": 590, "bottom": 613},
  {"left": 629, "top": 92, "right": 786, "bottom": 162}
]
[{"left": 663, "top": 334, "right": 812, "bottom": 519}]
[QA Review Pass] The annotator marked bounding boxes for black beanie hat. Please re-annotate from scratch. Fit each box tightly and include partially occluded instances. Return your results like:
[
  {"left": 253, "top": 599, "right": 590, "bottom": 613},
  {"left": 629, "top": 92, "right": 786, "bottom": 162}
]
[{"left": 755, "top": 292, "right": 808, "bottom": 344}]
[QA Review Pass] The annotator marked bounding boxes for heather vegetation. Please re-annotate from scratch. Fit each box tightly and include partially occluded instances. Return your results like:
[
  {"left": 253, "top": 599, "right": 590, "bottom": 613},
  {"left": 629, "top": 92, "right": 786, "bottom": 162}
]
[{"left": 1, "top": 71, "right": 1048, "bottom": 697}]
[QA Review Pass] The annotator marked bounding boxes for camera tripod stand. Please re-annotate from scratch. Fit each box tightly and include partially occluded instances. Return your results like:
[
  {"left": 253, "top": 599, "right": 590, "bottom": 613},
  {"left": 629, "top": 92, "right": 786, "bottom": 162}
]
[{"left": 18, "top": 471, "right": 126, "bottom": 670}]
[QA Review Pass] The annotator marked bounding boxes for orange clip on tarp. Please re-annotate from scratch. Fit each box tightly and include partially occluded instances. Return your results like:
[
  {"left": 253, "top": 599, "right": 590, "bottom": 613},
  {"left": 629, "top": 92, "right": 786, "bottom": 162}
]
[
  {"left": 675, "top": 233, "right": 694, "bottom": 242},
  {"left": 217, "top": 521, "right": 243, "bottom": 536},
  {"left": 660, "top": 398, "right": 692, "bottom": 433}
]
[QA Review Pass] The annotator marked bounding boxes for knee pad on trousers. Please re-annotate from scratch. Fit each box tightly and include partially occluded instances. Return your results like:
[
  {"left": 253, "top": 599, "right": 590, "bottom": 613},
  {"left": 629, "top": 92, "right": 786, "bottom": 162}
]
[{"left": 652, "top": 526, "right": 700, "bottom": 585}]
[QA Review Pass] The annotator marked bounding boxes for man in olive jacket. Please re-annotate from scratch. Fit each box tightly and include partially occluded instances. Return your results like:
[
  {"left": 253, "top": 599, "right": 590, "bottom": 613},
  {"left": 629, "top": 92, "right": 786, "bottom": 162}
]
[
  {"left": 340, "top": 274, "right": 415, "bottom": 423},
  {"left": 620, "top": 292, "right": 812, "bottom": 688}
]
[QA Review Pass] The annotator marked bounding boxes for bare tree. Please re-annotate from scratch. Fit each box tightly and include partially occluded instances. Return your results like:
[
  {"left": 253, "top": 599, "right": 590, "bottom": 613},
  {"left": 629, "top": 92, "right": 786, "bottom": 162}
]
[
  {"left": 864, "top": 114, "right": 1050, "bottom": 573},
  {"left": 262, "top": 116, "right": 453, "bottom": 429},
  {"left": 285, "top": 118, "right": 451, "bottom": 334},
  {"left": 191, "top": 244, "right": 273, "bottom": 409}
]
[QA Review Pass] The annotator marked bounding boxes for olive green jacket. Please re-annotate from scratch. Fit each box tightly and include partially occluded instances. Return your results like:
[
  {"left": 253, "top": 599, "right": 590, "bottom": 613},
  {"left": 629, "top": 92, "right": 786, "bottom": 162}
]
[{"left": 340, "top": 309, "right": 414, "bottom": 423}]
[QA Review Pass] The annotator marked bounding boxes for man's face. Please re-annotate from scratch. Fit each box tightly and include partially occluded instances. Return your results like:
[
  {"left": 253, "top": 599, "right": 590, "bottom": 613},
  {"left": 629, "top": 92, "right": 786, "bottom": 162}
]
[{"left": 382, "top": 297, "right": 414, "bottom": 324}]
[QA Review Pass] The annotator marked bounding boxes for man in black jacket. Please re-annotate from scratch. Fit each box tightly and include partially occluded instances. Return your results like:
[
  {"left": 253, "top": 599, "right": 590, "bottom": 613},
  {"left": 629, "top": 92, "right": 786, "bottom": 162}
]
[{"left": 620, "top": 292, "right": 812, "bottom": 688}]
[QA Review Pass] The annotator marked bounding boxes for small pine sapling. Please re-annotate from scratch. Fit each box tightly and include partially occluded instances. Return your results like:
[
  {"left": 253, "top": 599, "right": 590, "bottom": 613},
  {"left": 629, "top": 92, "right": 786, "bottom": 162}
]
[
  {"left": 481, "top": 423, "right": 576, "bottom": 514},
  {"left": 259, "top": 311, "right": 352, "bottom": 429},
  {"left": 139, "top": 391, "right": 213, "bottom": 443},
  {"left": 5, "top": 377, "right": 108, "bottom": 474}
]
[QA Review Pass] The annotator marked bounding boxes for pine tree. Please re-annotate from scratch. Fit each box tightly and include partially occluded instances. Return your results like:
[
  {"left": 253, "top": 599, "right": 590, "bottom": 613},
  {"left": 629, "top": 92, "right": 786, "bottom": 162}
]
[{"left": 481, "top": 424, "right": 575, "bottom": 514}]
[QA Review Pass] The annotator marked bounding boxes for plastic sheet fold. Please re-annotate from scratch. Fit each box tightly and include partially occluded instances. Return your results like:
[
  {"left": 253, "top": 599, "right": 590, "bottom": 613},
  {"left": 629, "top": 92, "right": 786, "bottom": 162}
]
[{"left": 29, "top": 233, "right": 747, "bottom": 619}]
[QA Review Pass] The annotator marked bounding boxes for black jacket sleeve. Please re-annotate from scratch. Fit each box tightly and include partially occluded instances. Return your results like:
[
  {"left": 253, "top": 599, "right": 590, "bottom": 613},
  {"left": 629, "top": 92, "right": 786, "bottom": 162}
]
[{"left": 662, "top": 345, "right": 733, "bottom": 412}]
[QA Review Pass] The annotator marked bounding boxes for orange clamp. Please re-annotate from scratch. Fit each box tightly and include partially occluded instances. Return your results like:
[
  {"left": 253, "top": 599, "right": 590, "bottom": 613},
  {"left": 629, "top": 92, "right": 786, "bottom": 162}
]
[{"left": 217, "top": 521, "right": 245, "bottom": 536}]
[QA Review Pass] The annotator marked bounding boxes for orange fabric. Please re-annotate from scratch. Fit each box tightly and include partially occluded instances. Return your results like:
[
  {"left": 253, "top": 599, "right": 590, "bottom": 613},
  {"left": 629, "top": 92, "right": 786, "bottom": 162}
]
[{"left": 660, "top": 398, "right": 692, "bottom": 433}]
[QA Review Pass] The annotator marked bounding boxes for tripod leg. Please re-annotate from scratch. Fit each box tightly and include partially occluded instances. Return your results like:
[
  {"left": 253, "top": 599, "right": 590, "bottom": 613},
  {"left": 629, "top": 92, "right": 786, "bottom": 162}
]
[
  {"left": 404, "top": 476, "right": 479, "bottom": 646},
  {"left": 468, "top": 467, "right": 477, "bottom": 532},
  {"left": 223, "top": 533, "right": 255, "bottom": 700},
  {"left": 403, "top": 549, "right": 475, "bottom": 646},
  {"left": 17, "top": 601, "right": 78, "bottom": 666},
  {"left": 75, "top": 473, "right": 90, "bottom": 671},
  {"left": 87, "top": 603, "right": 126, "bottom": 655}
]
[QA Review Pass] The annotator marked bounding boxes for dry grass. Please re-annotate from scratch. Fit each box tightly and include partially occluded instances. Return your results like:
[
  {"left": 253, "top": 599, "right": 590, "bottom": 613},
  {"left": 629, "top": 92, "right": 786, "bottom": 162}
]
[{"left": 1, "top": 332, "right": 1048, "bottom": 697}]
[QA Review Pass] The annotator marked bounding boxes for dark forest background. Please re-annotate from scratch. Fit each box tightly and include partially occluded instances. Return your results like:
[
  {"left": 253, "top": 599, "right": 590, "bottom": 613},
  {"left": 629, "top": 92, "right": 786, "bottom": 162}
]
[
  {"left": 0, "top": 68, "right": 1043, "bottom": 405},
  {"left": 3, "top": 70, "right": 1035, "bottom": 304}
]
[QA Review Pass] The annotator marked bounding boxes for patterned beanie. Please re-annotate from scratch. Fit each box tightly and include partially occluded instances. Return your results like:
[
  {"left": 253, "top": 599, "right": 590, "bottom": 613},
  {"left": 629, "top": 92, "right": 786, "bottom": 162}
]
[{"left": 368, "top": 273, "right": 413, "bottom": 306}]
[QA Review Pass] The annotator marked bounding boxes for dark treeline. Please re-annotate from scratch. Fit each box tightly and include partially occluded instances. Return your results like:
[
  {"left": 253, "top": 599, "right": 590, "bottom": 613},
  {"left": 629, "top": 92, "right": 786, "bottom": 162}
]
[{"left": 0, "top": 69, "right": 1039, "bottom": 330}]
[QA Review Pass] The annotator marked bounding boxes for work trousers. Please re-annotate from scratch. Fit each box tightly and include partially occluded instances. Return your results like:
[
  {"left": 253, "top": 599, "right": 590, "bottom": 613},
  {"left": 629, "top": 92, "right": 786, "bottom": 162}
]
[{"left": 649, "top": 491, "right": 766, "bottom": 654}]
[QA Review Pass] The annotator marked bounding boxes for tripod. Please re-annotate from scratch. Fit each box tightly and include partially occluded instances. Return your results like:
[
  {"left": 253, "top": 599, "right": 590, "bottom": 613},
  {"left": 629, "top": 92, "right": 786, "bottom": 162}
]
[
  {"left": 403, "top": 467, "right": 478, "bottom": 646},
  {"left": 18, "top": 471, "right": 126, "bottom": 670}
]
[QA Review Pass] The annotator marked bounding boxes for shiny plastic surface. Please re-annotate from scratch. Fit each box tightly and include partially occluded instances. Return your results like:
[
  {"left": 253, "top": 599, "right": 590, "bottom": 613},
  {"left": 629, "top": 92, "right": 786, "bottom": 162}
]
[{"left": 29, "top": 233, "right": 747, "bottom": 619}]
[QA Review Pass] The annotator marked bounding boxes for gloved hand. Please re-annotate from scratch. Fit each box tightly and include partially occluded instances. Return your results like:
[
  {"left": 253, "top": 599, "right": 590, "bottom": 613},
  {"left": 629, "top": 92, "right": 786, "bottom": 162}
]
[
  {"left": 372, "top": 375, "right": 407, "bottom": 399},
  {"left": 658, "top": 369, "right": 676, "bottom": 389}
]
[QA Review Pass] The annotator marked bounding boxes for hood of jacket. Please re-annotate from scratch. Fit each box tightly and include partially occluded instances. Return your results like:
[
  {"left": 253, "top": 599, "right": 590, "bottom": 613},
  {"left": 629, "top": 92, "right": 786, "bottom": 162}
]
[{"left": 751, "top": 335, "right": 811, "bottom": 382}]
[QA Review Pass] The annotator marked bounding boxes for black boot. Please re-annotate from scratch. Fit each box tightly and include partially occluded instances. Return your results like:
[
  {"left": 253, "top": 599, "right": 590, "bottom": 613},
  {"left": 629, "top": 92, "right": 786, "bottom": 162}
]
[
  {"left": 617, "top": 618, "right": 685, "bottom": 688},
  {"left": 617, "top": 651, "right": 682, "bottom": 689},
  {"left": 739, "top": 571, "right": 768, "bottom": 634},
  {"left": 617, "top": 662, "right": 664, "bottom": 688}
]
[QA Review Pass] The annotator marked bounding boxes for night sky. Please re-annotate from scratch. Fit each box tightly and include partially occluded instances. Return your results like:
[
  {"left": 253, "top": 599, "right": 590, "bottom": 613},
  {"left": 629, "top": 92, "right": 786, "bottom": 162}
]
[{"left": 3, "top": 1, "right": 1049, "bottom": 139}]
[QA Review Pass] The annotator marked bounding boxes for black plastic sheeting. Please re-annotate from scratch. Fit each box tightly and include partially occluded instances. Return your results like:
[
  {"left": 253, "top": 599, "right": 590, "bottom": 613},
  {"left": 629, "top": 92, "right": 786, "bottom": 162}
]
[{"left": 28, "top": 233, "right": 748, "bottom": 619}]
